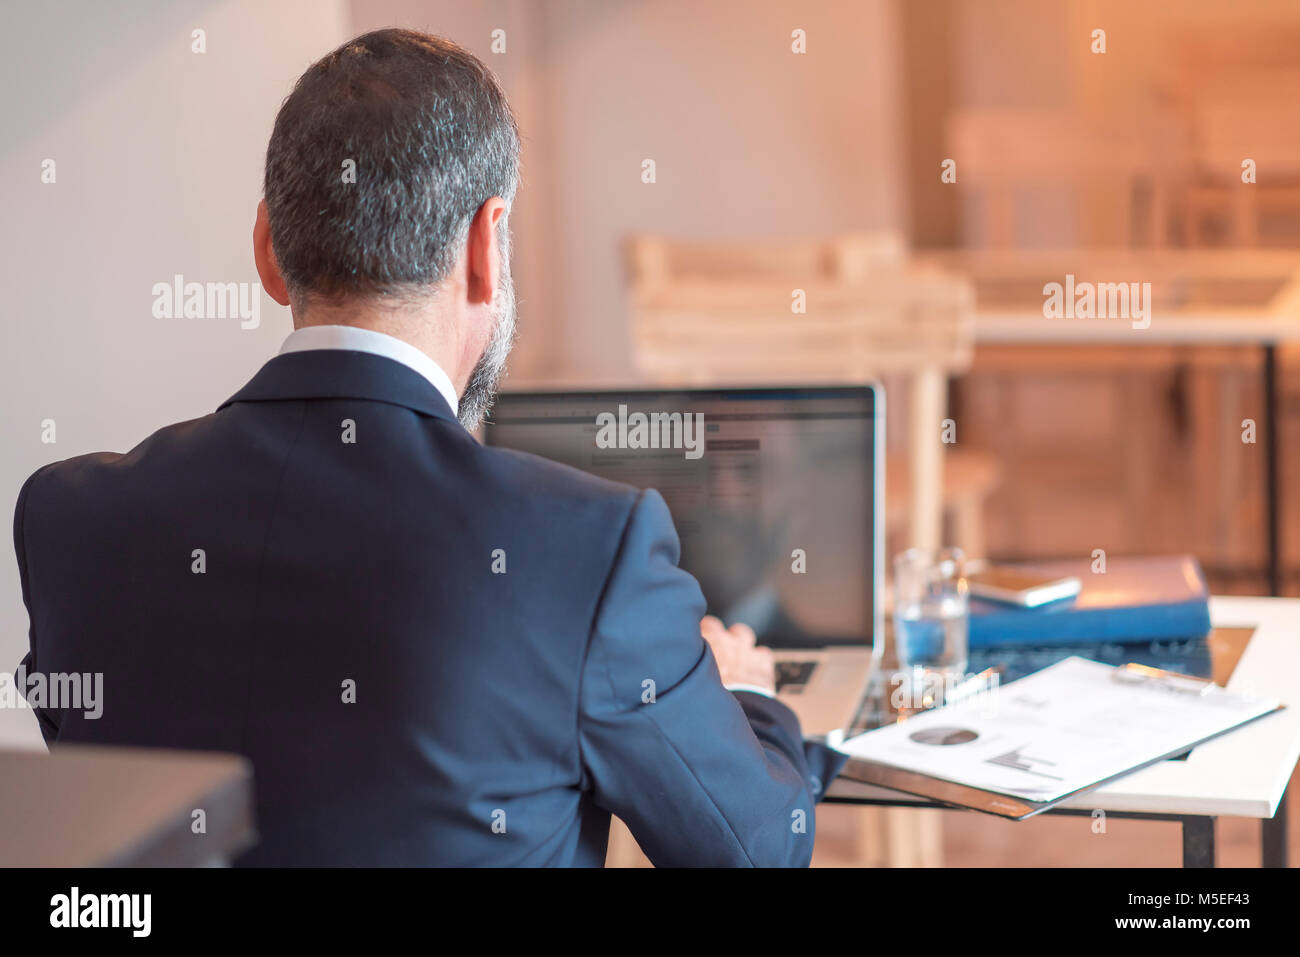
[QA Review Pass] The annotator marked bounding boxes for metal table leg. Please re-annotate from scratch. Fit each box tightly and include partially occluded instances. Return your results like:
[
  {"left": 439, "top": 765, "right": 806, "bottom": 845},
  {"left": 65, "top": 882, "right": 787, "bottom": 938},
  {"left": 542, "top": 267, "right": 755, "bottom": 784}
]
[
  {"left": 1182, "top": 816, "right": 1217, "bottom": 868},
  {"left": 1263, "top": 784, "right": 1289, "bottom": 868},
  {"left": 1265, "top": 343, "right": 1281, "bottom": 596}
]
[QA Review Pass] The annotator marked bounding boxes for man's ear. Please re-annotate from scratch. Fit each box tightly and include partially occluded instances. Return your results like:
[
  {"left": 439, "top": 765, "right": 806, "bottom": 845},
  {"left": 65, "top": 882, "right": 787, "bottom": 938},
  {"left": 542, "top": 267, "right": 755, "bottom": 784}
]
[
  {"left": 253, "top": 200, "right": 291, "bottom": 306},
  {"left": 465, "top": 197, "right": 508, "bottom": 306}
]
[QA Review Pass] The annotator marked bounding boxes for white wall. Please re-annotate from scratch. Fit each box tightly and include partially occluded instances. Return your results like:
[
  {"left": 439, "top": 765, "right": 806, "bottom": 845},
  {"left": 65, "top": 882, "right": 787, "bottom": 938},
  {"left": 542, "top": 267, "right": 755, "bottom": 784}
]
[
  {"left": 350, "top": 0, "right": 907, "bottom": 381},
  {"left": 542, "top": 0, "right": 906, "bottom": 379},
  {"left": 0, "top": 0, "right": 350, "bottom": 746}
]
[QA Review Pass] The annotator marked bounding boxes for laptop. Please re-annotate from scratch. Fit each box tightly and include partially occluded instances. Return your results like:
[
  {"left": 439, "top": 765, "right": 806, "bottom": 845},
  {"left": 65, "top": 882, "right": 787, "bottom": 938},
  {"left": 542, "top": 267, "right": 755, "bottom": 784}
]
[{"left": 483, "top": 385, "right": 884, "bottom": 736}]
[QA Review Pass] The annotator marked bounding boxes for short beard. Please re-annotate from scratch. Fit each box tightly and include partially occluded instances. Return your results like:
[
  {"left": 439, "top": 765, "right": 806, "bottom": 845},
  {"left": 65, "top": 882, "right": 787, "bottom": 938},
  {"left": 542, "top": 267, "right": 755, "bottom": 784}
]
[{"left": 456, "top": 238, "right": 517, "bottom": 432}]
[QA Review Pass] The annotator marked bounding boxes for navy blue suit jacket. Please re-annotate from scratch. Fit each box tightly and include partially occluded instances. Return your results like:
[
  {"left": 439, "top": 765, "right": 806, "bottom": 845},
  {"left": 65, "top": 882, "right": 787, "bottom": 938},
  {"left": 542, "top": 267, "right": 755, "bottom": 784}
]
[{"left": 14, "top": 350, "right": 846, "bottom": 866}]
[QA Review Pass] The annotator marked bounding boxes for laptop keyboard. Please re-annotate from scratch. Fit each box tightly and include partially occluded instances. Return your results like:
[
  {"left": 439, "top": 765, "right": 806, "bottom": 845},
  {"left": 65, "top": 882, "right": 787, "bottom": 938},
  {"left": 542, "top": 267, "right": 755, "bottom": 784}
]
[{"left": 774, "top": 660, "right": 818, "bottom": 694}]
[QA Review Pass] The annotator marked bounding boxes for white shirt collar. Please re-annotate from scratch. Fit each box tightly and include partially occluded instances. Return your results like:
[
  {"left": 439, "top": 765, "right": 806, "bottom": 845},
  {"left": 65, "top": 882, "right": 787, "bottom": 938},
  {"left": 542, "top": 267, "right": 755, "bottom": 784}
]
[{"left": 279, "top": 325, "right": 460, "bottom": 417}]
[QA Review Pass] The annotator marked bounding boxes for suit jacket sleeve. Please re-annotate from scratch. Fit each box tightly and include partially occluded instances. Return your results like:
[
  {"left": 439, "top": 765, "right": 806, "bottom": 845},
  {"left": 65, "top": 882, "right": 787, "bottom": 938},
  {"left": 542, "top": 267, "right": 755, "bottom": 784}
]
[
  {"left": 13, "top": 464, "right": 59, "bottom": 744},
  {"left": 577, "top": 488, "right": 834, "bottom": 866}
]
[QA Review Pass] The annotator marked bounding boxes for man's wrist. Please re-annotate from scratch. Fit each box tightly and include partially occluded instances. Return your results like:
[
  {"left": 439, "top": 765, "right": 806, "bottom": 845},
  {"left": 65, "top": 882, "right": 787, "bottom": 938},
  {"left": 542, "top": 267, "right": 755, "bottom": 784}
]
[{"left": 725, "top": 682, "right": 777, "bottom": 699}]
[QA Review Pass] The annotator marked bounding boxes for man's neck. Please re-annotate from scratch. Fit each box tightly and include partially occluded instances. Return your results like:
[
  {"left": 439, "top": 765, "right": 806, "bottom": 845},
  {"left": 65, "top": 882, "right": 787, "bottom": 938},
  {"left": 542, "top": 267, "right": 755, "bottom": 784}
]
[{"left": 292, "top": 303, "right": 466, "bottom": 392}]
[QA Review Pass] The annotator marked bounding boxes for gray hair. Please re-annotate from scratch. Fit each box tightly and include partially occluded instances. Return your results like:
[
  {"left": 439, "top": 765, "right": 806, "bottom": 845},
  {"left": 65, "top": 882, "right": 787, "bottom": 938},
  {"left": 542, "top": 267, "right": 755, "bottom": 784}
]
[{"left": 263, "top": 29, "right": 521, "bottom": 309}]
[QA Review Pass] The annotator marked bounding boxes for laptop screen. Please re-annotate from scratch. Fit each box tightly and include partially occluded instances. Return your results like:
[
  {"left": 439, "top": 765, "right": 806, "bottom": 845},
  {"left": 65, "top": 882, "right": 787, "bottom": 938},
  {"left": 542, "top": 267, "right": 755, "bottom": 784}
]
[{"left": 485, "top": 387, "right": 879, "bottom": 649}]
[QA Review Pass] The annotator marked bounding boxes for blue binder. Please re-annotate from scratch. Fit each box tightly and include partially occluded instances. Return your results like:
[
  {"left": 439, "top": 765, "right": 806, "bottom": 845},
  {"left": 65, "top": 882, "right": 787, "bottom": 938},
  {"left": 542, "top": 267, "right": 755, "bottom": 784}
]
[{"left": 967, "top": 555, "right": 1211, "bottom": 649}]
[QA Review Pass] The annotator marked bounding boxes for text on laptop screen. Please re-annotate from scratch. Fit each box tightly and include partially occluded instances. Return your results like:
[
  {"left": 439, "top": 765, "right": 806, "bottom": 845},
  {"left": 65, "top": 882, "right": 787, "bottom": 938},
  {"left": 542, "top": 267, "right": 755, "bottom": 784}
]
[{"left": 486, "top": 388, "right": 877, "bottom": 649}]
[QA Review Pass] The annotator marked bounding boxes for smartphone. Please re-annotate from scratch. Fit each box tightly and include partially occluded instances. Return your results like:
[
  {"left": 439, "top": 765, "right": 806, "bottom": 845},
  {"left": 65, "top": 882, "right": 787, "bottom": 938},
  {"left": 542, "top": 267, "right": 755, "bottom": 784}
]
[{"left": 966, "top": 565, "right": 1082, "bottom": 608}]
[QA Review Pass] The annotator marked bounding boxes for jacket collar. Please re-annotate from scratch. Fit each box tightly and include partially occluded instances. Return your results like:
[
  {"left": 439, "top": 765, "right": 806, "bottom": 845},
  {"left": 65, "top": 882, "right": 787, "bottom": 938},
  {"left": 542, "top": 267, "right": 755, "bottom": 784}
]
[{"left": 219, "top": 349, "right": 460, "bottom": 425}]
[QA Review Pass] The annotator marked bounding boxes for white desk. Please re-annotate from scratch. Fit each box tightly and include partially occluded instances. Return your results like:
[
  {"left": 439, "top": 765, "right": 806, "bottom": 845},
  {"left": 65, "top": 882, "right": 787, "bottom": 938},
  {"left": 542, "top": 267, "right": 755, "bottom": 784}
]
[
  {"left": 825, "top": 596, "right": 1300, "bottom": 867},
  {"left": 0, "top": 744, "right": 254, "bottom": 866}
]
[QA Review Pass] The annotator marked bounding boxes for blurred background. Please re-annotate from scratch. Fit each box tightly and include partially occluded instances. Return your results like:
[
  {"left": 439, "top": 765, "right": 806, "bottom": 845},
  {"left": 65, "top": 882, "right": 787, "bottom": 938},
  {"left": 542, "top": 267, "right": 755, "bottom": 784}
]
[{"left": 3, "top": 0, "right": 1298, "bottom": 865}]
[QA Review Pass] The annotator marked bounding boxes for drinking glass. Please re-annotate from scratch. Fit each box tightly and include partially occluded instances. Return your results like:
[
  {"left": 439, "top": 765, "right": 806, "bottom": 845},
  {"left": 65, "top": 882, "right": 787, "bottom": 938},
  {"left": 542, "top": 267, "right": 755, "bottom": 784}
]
[{"left": 893, "top": 548, "right": 969, "bottom": 703}]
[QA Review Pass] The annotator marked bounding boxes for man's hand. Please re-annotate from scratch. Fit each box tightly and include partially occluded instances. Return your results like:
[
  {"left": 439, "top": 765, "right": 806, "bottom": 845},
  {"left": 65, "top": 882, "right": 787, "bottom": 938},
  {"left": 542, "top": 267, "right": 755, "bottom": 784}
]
[{"left": 700, "top": 615, "right": 776, "bottom": 695}]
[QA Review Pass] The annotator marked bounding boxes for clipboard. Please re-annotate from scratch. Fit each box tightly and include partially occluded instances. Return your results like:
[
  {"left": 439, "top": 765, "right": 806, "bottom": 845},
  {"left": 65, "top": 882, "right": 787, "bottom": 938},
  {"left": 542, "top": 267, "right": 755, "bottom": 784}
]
[{"left": 833, "top": 661, "right": 1286, "bottom": 820}]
